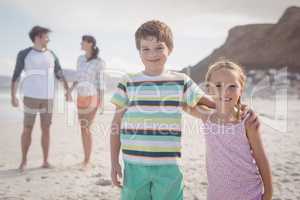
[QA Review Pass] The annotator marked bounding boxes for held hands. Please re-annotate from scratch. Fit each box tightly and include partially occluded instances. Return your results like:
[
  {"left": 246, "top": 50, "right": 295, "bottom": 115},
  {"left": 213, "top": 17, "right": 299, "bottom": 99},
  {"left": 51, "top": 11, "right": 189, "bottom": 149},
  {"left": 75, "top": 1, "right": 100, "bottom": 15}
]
[
  {"left": 111, "top": 162, "right": 123, "bottom": 188},
  {"left": 65, "top": 89, "right": 73, "bottom": 102}
]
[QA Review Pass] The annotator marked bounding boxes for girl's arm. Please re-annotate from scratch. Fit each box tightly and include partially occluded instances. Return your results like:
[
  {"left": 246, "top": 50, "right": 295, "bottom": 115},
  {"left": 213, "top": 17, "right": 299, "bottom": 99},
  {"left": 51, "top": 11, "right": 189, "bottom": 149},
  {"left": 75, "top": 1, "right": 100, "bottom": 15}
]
[
  {"left": 96, "top": 62, "right": 105, "bottom": 106},
  {"left": 69, "top": 81, "right": 78, "bottom": 92},
  {"left": 69, "top": 56, "right": 80, "bottom": 95},
  {"left": 245, "top": 119, "right": 273, "bottom": 200},
  {"left": 97, "top": 88, "right": 104, "bottom": 114}
]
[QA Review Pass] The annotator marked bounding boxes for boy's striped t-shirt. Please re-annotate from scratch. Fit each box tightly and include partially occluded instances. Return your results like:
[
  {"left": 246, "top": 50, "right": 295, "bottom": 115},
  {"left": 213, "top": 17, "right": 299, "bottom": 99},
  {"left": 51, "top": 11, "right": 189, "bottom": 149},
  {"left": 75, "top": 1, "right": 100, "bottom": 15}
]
[{"left": 111, "top": 71, "right": 204, "bottom": 165}]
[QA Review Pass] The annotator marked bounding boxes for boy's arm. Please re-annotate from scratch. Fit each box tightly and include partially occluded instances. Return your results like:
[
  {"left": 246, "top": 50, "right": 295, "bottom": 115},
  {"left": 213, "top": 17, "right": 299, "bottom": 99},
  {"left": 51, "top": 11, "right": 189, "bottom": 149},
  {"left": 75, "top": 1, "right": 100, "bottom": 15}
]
[
  {"left": 51, "top": 51, "right": 71, "bottom": 100},
  {"left": 54, "top": 65, "right": 69, "bottom": 92},
  {"left": 69, "top": 81, "right": 78, "bottom": 92},
  {"left": 182, "top": 104, "right": 212, "bottom": 121},
  {"left": 11, "top": 81, "right": 19, "bottom": 107},
  {"left": 60, "top": 75, "right": 69, "bottom": 91},
  {"left": 183, "top": 75, "right": 215, "bottom": 109},
  {"left": 110, "top": 105, "right": 126, "bottom": 188},
  {"left": 182, "top": 75, "right": 215, "bottom": 120},
  {"left": 245, "top": 120, "right": 273, "bottom": 200},
  {"left": 96, "top": 59, "right": 105, "bottom": 102},
  {"left": 60, "top": 75, "right": 72, "bottom": 102},
  {"left": 197, "top": 94, "right": 216, "bottom": 109},
  {"left": 11, "top": 50, "right": 26, "bottom": 107},
  {"left": 110, "top": 106, "right": 124, "bottom": 165}
]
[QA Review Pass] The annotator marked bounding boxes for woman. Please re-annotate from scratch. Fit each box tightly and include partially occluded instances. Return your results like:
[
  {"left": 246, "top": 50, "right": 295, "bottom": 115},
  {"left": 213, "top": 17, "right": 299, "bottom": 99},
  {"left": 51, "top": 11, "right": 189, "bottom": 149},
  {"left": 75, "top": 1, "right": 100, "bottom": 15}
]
[{"left": 68, "top": 35, "right": 105, "bottom": 170}]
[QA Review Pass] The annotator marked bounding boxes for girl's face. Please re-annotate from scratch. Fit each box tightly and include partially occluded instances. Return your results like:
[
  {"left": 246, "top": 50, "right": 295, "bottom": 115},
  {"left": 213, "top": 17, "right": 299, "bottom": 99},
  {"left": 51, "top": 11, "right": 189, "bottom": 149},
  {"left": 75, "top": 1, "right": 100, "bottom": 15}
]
[
  {"left": 139, "top": 36, "right": 170, "bottom": 72},
  {"left": 208, "top": 68, "right": 243, "bottom": 111},
  {"left": 81, "top": 40, "right": 93, "bottom": 51}
]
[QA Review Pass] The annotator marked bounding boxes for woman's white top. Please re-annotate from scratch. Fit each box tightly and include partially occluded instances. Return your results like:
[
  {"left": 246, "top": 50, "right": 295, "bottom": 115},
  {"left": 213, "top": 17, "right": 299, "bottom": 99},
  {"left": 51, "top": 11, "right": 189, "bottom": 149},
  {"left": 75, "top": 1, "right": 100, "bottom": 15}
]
[{"left": 76, "top": 55, "right": 105, "bottom": 96}]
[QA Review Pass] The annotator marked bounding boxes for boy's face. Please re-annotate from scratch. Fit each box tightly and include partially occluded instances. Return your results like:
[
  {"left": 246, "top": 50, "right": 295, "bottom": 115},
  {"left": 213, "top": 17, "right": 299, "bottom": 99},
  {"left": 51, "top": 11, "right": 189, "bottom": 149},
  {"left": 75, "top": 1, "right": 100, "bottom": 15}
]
[
  {"left": 139, "top": 36, "right": 170, "bottom": 71},
  {"left": 35, "top": 33, "right": 49, "bottom": 48}
]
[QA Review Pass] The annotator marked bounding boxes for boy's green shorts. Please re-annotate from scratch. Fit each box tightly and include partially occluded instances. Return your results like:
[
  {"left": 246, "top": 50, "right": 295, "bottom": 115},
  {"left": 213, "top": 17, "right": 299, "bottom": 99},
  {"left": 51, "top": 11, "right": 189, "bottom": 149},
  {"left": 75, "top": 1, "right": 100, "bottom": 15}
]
[{"left": 121, "top": 162, "right": 184, "bottom": 200}]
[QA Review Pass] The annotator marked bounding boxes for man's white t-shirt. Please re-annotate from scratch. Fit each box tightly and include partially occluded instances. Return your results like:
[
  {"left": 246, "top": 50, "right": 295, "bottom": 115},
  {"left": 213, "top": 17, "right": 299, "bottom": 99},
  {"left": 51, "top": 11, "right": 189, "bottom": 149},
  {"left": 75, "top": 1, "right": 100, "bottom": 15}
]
[{"left": 12, "top": 47, "right": 63, "bottom": 100}]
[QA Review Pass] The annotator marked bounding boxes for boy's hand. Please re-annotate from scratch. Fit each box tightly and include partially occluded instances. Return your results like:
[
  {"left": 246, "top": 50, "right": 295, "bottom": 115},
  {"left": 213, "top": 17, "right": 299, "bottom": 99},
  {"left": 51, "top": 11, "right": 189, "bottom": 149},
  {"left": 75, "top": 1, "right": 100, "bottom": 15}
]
[
  {"left": 245, "top": 111, "right": 261, "bottom": 134},
  {"left": 241, "top": 105, "right": 260, "bottom": 130},
  {"left": 240, "top": 104, "right": 250, "bottom": 119},
  {"left": 11, "top": 96, "right": 19, "bottom": 107},
  {"left": 65, "top": 90, "right": 73, "bottom": 102},
  {"left": 111, "top": 162, "right": 123, "bottom": 188},
  {"left": 198, "top": 94, "right": 216, "bottom": 109}
]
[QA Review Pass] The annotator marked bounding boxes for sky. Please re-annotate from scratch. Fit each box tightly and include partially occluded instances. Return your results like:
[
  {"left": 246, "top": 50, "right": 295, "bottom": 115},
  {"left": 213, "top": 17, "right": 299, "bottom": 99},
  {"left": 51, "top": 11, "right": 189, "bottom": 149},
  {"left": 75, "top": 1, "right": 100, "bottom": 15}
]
[{"left": 0, "top": 0, "right": 299, "bottom": 76}]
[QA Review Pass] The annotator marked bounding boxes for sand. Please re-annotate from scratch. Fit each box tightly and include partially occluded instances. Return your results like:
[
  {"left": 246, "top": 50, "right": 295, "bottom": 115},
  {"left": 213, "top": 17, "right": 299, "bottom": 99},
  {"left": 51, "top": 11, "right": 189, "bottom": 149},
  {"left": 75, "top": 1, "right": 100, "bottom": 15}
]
[{"left": 0, "top": 93, "right": 300, "bottom": 200}]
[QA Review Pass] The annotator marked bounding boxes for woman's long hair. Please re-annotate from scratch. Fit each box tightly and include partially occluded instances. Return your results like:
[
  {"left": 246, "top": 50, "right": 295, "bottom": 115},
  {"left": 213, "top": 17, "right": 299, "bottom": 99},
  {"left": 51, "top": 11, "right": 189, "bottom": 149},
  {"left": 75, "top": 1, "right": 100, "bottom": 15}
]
[{"left": 82, "top": 35, "right": 99, "bottom": 62}]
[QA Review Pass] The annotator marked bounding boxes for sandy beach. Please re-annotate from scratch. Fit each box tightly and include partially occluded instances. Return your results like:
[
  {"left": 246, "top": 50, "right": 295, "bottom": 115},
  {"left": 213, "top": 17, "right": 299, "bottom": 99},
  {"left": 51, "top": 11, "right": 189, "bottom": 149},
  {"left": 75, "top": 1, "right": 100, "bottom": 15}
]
[{"left": 0, "top": 91, "right": 300, "bottom": 200}]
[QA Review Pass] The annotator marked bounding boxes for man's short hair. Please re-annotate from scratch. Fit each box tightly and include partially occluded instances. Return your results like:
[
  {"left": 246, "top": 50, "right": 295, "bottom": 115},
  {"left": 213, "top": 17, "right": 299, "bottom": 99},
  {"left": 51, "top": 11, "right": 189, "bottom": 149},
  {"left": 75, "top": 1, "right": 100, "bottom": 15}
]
[{"left": 29, "top": 26, "right": 51, "bottom": 42}]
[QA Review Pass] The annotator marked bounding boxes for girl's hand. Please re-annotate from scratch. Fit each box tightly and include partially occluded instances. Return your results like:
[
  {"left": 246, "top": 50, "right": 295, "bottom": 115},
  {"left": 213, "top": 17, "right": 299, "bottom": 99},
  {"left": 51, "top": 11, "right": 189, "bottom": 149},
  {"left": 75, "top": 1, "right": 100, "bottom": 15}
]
[{"left": 262, "top": 193, "right": 272, "bottom": 200}]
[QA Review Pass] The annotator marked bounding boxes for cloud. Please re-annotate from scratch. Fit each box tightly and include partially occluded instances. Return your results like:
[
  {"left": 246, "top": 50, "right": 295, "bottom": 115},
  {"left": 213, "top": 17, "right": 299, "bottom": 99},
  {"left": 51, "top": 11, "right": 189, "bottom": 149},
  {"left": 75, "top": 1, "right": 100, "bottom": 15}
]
[
  {"left": 0, "top": 58, "right": 15, "bottom": 75},
  {"left": 3, "top": 0, "right": 298, "bottom": 42},
  {"left": 4, "top": 0, "right": 299, "bottom": 34},
  {"left": 1, "top": 0, "right": 299, "bottom": 75}
]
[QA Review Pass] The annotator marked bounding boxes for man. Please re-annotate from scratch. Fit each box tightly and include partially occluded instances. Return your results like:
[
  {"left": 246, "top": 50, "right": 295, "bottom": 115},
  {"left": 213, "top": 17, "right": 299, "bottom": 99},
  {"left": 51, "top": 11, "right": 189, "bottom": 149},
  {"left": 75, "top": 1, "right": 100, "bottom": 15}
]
[{"left": 11, "top": 25, "right": 71, "bottom": 171}]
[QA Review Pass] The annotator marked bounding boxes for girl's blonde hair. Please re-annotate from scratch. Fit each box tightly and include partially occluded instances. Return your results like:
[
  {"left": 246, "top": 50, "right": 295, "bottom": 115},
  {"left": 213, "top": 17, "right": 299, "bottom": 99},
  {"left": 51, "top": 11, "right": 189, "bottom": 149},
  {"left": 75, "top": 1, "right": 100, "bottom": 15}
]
[{"left": 205, "top": 59, "right": 246, "bottom": 120}]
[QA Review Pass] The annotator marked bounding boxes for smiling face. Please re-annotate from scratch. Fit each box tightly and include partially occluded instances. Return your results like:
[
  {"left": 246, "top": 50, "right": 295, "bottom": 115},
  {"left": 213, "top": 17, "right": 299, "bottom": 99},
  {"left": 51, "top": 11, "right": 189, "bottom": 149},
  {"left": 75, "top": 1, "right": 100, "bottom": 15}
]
[
  {"left": 139, "top": 36, "right": 170, "bottom": 74},
  {"left": 208, "top": 68, "right": 243, "bottom": 112}
]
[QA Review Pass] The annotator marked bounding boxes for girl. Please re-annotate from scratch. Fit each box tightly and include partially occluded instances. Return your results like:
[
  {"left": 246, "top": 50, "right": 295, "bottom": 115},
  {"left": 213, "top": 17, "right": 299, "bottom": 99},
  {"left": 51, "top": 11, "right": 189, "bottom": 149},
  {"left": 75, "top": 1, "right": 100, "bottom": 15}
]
[
  {"left": 68, "top": 35, "right": 105, "bottom": 170},
  {"left": 185, "top": 60, "right": 272, "bottom": 200}
]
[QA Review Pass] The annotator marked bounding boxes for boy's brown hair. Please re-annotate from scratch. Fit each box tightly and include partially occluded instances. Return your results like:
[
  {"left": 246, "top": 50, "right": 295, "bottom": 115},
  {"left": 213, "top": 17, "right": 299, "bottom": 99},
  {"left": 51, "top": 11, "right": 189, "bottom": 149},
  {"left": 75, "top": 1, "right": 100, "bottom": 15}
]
[
  {"left": 29, "top": 26, "right": 51, "bottom": 42},
  {"left": 135, "top": 20, "right": 174, "bottom": 52}
]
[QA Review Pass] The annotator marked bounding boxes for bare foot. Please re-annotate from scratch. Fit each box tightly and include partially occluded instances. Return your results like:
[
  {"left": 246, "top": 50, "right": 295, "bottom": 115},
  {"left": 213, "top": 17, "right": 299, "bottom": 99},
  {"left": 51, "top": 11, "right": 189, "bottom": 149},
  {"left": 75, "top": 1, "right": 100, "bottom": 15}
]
[
  {"left": 41, "top": 162, "right": 54, "bottom": 169},
  {"left": 80, "top": 161, "right": 93, "bottom": 171},
  {"left": 18, "top": 162, "right": 27, "bottom": 172}
]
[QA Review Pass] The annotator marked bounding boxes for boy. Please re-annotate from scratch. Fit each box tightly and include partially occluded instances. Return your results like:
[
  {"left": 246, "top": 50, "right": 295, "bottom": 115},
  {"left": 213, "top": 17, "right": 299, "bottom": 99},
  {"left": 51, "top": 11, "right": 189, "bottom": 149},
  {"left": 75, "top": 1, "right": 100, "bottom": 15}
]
[
  {"left": 11, "top": 26, "right": 70, "bottom": 171},
  {"left": 110, "top": 20, "right": 214, "bottom": 200}
]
